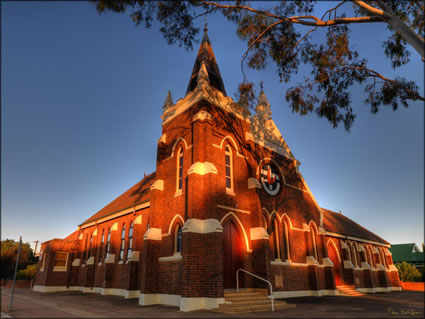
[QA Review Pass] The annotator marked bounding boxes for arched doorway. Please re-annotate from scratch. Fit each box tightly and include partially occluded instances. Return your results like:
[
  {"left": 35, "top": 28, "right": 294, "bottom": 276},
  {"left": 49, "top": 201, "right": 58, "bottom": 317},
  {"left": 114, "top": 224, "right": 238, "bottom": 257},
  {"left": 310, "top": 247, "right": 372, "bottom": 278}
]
[
  {"left": 327, "top": 241, "right": 343, "bottom": 286},
  {"left": 223, "top": 219, "right": 244, "bottom": 289}
]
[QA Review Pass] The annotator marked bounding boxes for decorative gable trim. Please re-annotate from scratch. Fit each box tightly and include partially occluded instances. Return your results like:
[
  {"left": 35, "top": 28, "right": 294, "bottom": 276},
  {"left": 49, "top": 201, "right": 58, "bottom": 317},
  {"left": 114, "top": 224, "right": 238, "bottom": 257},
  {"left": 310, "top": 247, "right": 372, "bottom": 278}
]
[
  {"left": 193, "top": 110, "right": 213, "bottom": 122},
  {"left": 150, "top": 180, "right": 164, "bottom": 191},
  {"left": 182, "top": 218, "right": 223, "bottom": 234},
  {"left": 144, "top": 228, "right": 162, "bottom": 241}
]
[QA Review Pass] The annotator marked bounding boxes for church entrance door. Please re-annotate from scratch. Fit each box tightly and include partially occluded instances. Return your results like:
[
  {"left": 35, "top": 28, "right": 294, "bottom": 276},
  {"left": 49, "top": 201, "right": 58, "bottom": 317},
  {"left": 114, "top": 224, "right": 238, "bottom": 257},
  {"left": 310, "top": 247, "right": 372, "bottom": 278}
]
[
  {"left": 327, "top": 242, "right": 343, "bottom": 286},
  {"left": 223, "top": 219, "right": 244, "bottom": 289}
]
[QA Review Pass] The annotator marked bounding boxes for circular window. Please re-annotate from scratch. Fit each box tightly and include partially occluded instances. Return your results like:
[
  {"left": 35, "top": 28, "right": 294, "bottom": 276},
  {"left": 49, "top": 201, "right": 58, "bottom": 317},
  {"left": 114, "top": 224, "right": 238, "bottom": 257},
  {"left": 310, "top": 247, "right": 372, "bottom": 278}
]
[{"left": 260, "top": 162, "right": 281, "bottom": 196}]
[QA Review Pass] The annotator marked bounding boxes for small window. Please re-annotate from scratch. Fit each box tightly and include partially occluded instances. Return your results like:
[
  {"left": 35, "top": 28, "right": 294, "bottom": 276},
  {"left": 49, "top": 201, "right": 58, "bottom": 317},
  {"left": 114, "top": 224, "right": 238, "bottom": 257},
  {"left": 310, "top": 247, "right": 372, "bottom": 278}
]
[
  {"left": 310, "top": 226, "right": 318, "bottom": 260},
  {"left": 105, "top": 228, "right": 111, "bottom": 260},
  {"left": 177, "top": 147, "right": 183, "bottom": 191},
  {"left": 53, "top": 252, "right": 68, "bottom": 271},
  {"left": 82, "top": 234, "right": 88, "bottom": 264},
  {"left": 119, "top": 224, "right": 126, "bottom": 261},
  {"left": 273, "top": 219, "right": 280, "bottom": 260},
  {"left": 283, "top": 219, "right": 290, "bottom": 260},
  {"left": 99, "top": 229, "right": 105, "bottom": 262},
  {"left": 225, "top": 146, "right": 232, "bottom": 190},
  {"left": 88, "top": 233, "right": 93, "bottom": 258},
  {"left": 174, "top": 224, "right": 182, "bottom": 253},
  {"left": 127, "top": 222, "right": 133, "bottom": 259}
]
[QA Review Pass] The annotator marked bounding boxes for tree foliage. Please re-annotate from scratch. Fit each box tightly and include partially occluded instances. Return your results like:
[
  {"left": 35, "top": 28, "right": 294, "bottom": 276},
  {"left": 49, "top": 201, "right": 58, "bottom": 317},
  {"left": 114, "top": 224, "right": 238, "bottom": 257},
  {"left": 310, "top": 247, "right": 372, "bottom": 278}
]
[
  {"left": 395, "top": 261, "right": 422, "bottom": 282},
  {"left": 1, "top": 239, "right": 37, "bottom": 279},
  {"left": 92, "top": 1, "right": 424, "bottom": 131}
]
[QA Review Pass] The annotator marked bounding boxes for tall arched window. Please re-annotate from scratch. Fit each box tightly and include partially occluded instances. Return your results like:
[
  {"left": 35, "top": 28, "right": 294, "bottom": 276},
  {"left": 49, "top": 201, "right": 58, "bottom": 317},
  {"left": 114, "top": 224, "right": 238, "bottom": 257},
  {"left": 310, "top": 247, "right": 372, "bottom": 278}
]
[
  {"left": 174, "top": 224, "right": 182, "bottom": 253},
  {"left": 99, "top": 229, "right": 105, "bottom": 262},
  {"left": 88, "top": 233, "right": 93, "bottom": 258},
  {"left": 273, "top": 219, "right": 280, "bottom": 260},
  {"left": 283, "top": 219, "right": 290, "bottom": 261},
  {"left": 119, "top": 224, "right": 126, "bottom": 261},
  {"left": 310, "top": 225, "right": 318, "bottom": 261},
  {"left": 127, "top": 222, "right": 133, "bottom": 258},
  {"left": 225, "top": 145, "right": 233, "bottom": 191},
  {"left": 380, "top": 248, "right": 387, "bottom": 268},
  {"left": 368, "top": 247, "right": 375, "bottom": 268},
  {"left": 105, "top": 228, "right": 111, "bottom": 260},
  {"left": 82, "top": 234, "right": 88, "bottom": 264},
  {"left": 177, "top": 147, "right": 184, "bottom": 191},
  {"left": 351, "top": 243, "right": 358, "bottom": 267},
  {"left": 345, "top": 241, "right": 352, "bottom": 262}
]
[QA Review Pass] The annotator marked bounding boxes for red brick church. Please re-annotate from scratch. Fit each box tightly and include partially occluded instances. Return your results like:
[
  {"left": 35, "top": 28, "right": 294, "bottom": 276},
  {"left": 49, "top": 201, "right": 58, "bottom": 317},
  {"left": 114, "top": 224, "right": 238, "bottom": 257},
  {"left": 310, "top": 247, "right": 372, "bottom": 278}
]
[{"left": 34, "top": 26, "right": 401, "bottom": 312}]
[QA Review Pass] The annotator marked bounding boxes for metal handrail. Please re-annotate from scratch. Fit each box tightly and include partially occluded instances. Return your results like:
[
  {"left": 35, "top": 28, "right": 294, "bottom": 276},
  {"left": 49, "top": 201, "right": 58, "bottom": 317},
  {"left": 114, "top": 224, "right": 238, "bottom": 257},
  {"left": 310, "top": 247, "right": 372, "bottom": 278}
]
[{"left": 236, "top": 268, "right": 274, "bottom": 311}]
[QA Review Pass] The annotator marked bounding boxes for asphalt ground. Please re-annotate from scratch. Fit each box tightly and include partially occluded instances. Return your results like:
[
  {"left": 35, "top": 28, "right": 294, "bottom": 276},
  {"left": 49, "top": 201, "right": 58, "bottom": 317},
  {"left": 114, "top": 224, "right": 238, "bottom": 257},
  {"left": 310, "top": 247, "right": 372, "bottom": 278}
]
[{"left": 1, "top": 288, "right": 424, "bottom": 318}]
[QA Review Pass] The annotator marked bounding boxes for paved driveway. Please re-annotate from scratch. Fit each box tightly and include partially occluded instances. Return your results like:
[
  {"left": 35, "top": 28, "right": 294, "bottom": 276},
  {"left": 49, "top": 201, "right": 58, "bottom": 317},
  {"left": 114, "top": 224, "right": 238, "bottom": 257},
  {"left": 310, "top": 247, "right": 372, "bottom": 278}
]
[{"left": 1, "top": 288, "right": 424, "bottom": 318}]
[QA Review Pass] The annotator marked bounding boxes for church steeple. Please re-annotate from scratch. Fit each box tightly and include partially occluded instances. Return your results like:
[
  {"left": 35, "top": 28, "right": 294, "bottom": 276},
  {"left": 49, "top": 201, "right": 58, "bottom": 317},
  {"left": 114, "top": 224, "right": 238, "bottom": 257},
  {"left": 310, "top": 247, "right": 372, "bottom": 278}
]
[{"left": 186, "top": 22, "right": 227, "bottom": 96}]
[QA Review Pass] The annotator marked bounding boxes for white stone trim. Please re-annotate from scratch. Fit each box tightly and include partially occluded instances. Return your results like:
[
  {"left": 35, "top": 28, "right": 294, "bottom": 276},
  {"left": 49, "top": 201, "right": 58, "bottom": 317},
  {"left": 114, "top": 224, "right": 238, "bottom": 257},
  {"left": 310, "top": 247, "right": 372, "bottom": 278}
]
[
  {"left": 376, "top": 263, "right": 386, "bottom": 271},
  {"left": 33, "top": 285, "right": 140, "bottom": 298},
  {"left": 322, "top": 257, "right": 334, "bottom": 267},
  {"left": 306, "top": 256, "right": 319, "bottom": 265},
  {"left": 72, "top": 258, "right": 80, "bottom": 267},
  {"left": 361, "top": 262, "right": 371, "bottom": 269},
  {"left": 271, "top": 260, "right": 309, "bottom": 267},
  {"left": 86, "top": 256, "right": 94, "bottom": 265},
  {"left": 388, "top": 264, "right": 398, "bottom": 272},
  {"left": 134, "top": 215, "right": 142, "bottom": 225},
  {"left": 212, "top": 135, "right": 246, "bottom": 159},
  {"left": 250, "top": 227, "right": 269, "bottom": 240},
  {"left": 385, "top": 249, "right": 392, "bottom": 256},
  {"left": 150, "top": 179, "right": 164, "bottom": 191},
  {"left": 163, "top": 214, "right": 185, "bottom": 236},
  {"left": 273, "top": 290, "right": 338, "bottom": 299},
  {"left": 193, "top": 110, "right": 213, "bottom": 122},
  {"left": 188, "top": 162, "right": 217, "bottom": 175},
  {"left": 340, "top": 241, "right": 348, "bottom": 249},
  {"left": 78, "top": 233, "right": 83, "bottom": 240},
  {"left": 92, "top": 228, "right": 98, "bottom": 236},
  {"left": 343, "top": 260, "right": 355, "bottom": 269},
  {"left": 144, "top": 228, "right": 162, "bottom": 241},
  {"left": 180, "top": 297, "right": 226, "bottom": 312},
  {"left": 111, "top": 222, "right": 118, "bottom": 231},
  {"left": 158, "top": 133, "right": 166, "bottom": 144},
  {"left": 159, "top": 252, "right": 182, "bottom": 262},
  {"left": 127, "top": 251, "right": 140, "bottom": 262},
  {"left": 217, "top": 204, "right": 250, "bottom": 215},
  {"left": 174, "top": 189, "right": 182, "bottom": 197},
  {"left": 104, "top": 254, "right": 115, "bottom": 264},
  {"left": 182, "top": 218, "right": 223, "bottom": 234},
  {"left": 357, "top": 244, "right": 365, "bottom": 252},
  {"left": 247, "top": 177, "right": 262, "bottom": 189},
  {"left": 225, "top": 188, "right": 235, "bottom": 196}
]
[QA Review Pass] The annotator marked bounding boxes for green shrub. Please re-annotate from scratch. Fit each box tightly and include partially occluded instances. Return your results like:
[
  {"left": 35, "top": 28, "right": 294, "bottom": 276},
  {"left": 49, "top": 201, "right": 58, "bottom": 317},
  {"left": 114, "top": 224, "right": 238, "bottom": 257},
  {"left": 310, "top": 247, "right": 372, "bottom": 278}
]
[
  {"left": 395, "top": 262, "right": 422, "bottom": 282},
  {"left": 16, "top": 264, "right": 37, "bottom": 280}
]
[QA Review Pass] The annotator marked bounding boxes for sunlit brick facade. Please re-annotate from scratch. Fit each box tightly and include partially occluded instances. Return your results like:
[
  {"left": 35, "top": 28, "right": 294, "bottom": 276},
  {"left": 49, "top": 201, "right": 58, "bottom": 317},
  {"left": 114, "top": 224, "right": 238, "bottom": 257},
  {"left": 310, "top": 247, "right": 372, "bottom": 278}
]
[{"left": 34, "top": 27, "right": 401, "bottom": 311}]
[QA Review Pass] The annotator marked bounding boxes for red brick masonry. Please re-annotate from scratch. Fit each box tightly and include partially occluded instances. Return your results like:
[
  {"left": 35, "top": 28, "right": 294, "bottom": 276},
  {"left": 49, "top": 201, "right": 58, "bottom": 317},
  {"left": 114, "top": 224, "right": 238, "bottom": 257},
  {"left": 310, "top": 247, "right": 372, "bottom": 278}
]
[{"left": 400, "top": 282, "right": 424, "bottom": 291}]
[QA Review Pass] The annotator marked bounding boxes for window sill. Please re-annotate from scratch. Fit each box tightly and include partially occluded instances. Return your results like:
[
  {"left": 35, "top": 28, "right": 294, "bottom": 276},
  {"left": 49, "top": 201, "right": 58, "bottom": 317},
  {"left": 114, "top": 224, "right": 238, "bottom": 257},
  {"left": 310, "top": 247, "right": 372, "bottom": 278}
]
[
  {"left": 174, "top": 189, "right": 182, "bottom": 197},
  {"left": 53, "top": 267, "right": 67, "bottom": 272},
  {"left": 159, "top": 253, "right": 182, "bottom": 262},
  {"left": 226, "top": 188, "right": 235, "bottom": 196}
]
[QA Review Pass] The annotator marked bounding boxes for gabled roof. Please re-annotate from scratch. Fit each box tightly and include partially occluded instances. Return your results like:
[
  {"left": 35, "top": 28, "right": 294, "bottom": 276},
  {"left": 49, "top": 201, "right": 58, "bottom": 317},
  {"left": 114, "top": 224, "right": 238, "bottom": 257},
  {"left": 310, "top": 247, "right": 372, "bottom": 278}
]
[
  {"left": 186, "top": 25, "right": 226, "bottom": 96},
  {"left": 80, "top": 172, "right": 155, "bottom": 226},
  {"left": 322, "top": 208, "right": 389, "bottom": 245},
  {"left": 389, "top": 243, "right": 424, "bottom": 263}
]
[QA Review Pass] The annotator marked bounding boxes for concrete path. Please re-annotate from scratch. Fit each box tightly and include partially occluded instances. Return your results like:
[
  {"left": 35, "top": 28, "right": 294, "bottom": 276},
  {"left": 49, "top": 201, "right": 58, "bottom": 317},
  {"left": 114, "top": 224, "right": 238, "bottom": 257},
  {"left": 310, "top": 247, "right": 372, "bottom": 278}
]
[{"left": 1, "top": 288, "right": 423, "bottom": 318}]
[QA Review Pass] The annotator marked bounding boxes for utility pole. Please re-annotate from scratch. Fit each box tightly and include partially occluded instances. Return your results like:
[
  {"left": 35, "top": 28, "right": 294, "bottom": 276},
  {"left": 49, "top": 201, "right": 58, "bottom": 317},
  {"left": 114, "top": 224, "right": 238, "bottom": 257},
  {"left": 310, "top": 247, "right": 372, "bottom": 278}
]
[{"left": 8, "top": 236, "right": 22, "bottom": 311}]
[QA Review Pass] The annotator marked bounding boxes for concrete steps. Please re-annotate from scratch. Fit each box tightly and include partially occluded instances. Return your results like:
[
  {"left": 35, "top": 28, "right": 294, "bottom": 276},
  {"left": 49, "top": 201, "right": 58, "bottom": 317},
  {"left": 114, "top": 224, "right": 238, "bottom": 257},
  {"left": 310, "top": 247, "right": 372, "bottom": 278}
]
[
  {"left": 213, "top": 289, "right": 295, "bottom": 314},
  {"left": 337, "top": 285, "right": 365, "bottom": 297}
]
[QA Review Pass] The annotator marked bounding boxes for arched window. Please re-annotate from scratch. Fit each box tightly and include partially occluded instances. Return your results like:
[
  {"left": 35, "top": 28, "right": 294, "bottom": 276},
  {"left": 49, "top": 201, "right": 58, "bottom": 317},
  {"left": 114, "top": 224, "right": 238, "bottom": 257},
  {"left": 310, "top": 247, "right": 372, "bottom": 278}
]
[
  {"left": 368, "top": 247, "right": 375, "bottom": 268},
  {"left": 127, "top": 222, "right": 133, "bottom": 258},
  {"left": 345, "top": 241, "right": 352, "bottom": 262},
  {"left": 273, "top": 219, "right": 280, "bottom": 260},
  {"left": 351, "top": 243, "right": 358, "bottom": 267},
  {"left": 174, "top": 224, "right": 182, "bottom": 253},
  {"left": 177, "top": 146, "right": 184, "bottom": 191},
  {"left": 310, "top": 225, "right": 318, "bottom": 261},
  {"left": 119, "top": 224, "right": 126, "bottom": 261},
  {"left": 82, "top": 234, "right": 88, "bottom": 264},
  {"left": 89, "top": 233, "right": 93, "bottom": 258},
  {"left": 225, "top": 145, "right": 233, "bottom": 191},
  {"left": 380, "top": 248, "right": 387, "bottom": 268},
  {"left": 283, "top": 219, "right": 290, "bottom": 261},
  {"left": 99, "top": 229, "right": 105, "bottom": 262},
  {"left": 105, "top": 228, "right": 111, "bottom": 260}
]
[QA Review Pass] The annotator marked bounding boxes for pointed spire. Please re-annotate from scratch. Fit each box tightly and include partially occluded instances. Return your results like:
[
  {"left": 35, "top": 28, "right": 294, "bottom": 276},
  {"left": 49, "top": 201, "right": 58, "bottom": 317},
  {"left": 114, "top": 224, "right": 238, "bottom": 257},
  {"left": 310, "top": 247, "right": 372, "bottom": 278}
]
[
  {"left": 186, "top": 24, "right": 227, "bottom": 95},
  {"left": 196, "top": 61, "right": 210, "bottom": 88},
  {"left": 255, "top": 89, "right": 272, "bottom": 120},
  {"left": 163, "top": 90, "right": 174, "bottom": 111}
]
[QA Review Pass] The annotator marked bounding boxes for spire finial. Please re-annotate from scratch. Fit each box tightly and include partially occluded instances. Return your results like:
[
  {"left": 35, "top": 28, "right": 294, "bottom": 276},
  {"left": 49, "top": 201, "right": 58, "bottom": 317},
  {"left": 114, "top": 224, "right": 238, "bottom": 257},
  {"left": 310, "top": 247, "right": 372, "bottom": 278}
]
[{"left": 204, "top": 16, "right": 208, "bottom": 33}]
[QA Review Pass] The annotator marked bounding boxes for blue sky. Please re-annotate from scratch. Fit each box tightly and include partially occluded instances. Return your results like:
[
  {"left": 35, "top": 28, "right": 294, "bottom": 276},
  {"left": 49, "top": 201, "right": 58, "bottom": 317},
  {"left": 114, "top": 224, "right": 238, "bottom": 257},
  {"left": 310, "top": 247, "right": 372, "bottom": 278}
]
[{"left": 2, "top": 2, "right": 423, "bottom": 251}]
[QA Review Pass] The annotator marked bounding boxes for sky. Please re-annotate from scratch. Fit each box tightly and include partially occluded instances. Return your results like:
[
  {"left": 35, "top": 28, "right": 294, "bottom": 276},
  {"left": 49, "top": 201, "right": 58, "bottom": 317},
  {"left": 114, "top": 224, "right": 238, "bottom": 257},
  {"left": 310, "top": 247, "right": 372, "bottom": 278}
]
[{"left": 2, "top": 2, "right": 423, "bottom": 252}]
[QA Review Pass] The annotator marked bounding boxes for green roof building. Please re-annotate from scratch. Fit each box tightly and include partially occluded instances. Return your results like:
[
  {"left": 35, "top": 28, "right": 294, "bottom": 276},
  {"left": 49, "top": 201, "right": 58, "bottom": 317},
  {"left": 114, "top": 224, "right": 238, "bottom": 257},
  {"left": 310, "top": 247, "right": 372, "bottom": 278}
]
[{"left": 389, "top": 243, "right": 424, "bottom": 269}]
